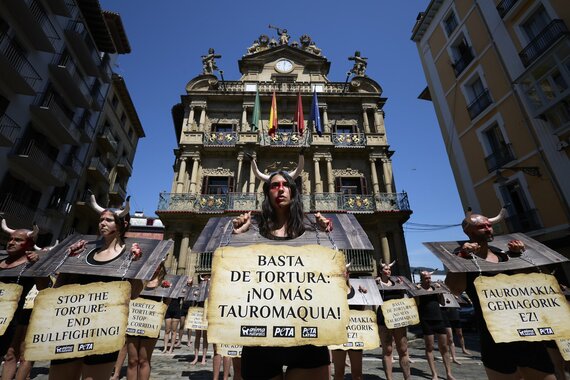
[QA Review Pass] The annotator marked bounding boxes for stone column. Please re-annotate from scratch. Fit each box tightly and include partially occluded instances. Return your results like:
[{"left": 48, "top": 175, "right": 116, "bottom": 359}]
[
  {"left": 198, "top": 106, "right": 207, "bottom": 131},
  {"left": 326, "top": 157, "right": 335, "bottom": 193},
  {"left": 379, "top": 231, "right": 390, "bottom": 265},
  {"left": 241, "top": 105, "right": 249, "bottom": 132},
  {"left": 382, "top": 159, "right": 393, "bottom": 193},
  {"left": 176, "top": 157, "right": 187, "bottom": 193},
  {"left": 189, "top": 157, "right": 200, "bottom": 194},
  {"left": 373, "top": 107, "right": 381, "bottom": 133},
  {"left": 188, "top": 106, "right": 195, "bottom": 131},
  {"left": 164, "top": 232, "right": 176, "bottom": 269},
  {"left": 314, "top": 157, "right": 323, "bottom": 193},
  {"left": 376, "top": 110, "right": 386, "bottom": 134},
  {"left": 236, "top": 153, "right": 244, "bottom": 191},
  {"left": 369, "top": 158, "right": 380, "bottom": 195},
  {"left": 248, "top": 154, "right": 256, "bottom": 193},
  {"left": 322, "top": 106, "right": 330, "bottom": 133},
  {"left": 177, "top": 233, "right": 190, "bottom": 275},
  {"left": 362, "top": 108, "right": 370, "bottom": 134}
]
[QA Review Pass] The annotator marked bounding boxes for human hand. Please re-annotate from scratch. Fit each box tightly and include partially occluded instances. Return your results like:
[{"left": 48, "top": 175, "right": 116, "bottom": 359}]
[
  {"left": 232, "top": 211, "right": 252, "bottom": 234},
  {"left": 315, "top": 212, "right": 333, "bottom": 232},
  {"left": 507, "top": 240, "right": 525, "bottom": 253},
  {"left": 68, "top": 240, "right": 87, "bottom": 257},
  {"left": 458, "top": 242, "right": 480, "bottom": 258},
  {"left": 358, "top": 285, "right": 368, "bottom": 294},
  {"left": 26, "top": 251, "right": 40, "bottom": 263},
  {"left": 131, "top": 243, "right": 142, "bottom": 261}
]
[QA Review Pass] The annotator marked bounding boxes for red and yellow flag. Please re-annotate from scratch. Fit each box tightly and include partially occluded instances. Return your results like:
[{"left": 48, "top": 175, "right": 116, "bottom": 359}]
[
  {"left": 295, "top": 92, "right": 304, "bottom": 136},
  {"left": 268, "top": 91, "right": 278, "bottom": 137}
]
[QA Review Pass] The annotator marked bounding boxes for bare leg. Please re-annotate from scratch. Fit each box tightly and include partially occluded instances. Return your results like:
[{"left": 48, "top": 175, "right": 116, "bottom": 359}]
[
  {"left": 424, "top": 334, "right": 438, "bottom": 380},
  {"left": 232, "top": 357, "right": 242, "bottom": 380},
  {"left": 48, "top": 359, "right": 82, "bottom": 380},
  {"left": 163, "top": 318, "right": 172, "bottom": 353},
  {"left": 137, "top": 337, "right": 158, "bottom": 380},
  {"left": 437, "top": 332, "right": 455, "bottom": 380},
  {"left": 347, "top": 349, "right": 363, "bottom": 380},
  {"left": 126, "top": 338, "right": 140, "bottom": 380},
  {"left": 213, "top": 350, "right": 222, "bottom": 380},
  {"left": 2, "top": 324, "right": 28, "bottom": 380},
  {"left": 222, "top": 356, "right": 231, "bottom": 380},
  {"left": 379, "top": 326, "right": 395, "bottom": 380},
  {"left": 201, "top": 330, "right": 208, "bottom": 365},
  {"left": 546, "top": 346, "right": 568, "bottom": 380},
  {"left": 454, "top": 327, "right": 471, "bottom": 355},
  {"left": 446, "top": 327, "right": 460, "bottom": 365},
  {"left": 168, "top": 319, "right": 180, "bottom": 353},
  {"left": 187, "top": 329, "right": 193, "bottom": 347},
  {"left": 331, "top": 350, "right": 347, "bottom": 380},
  {"left": 393, "top": 327, "right": 411, "bottom": 380},
  {"left": 191, "top": 330, "right": 201, "bottom": 365},
  {"left": 111, "top": 343, "right": 127, "bottom": 380}
]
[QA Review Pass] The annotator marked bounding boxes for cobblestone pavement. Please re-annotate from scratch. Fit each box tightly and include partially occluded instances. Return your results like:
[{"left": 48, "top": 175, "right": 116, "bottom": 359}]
[{"left": 20, "top": 328, "right": 490, "bottom": 379}]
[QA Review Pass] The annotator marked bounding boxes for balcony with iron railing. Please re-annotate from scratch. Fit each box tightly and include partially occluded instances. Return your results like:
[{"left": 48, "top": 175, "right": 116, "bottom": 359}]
[
  {"left": 204, "top": 131, "right": 238, "bottom": 146},
  {"left": 49, "top": 53, "right": 92, "bottom": 108},
  {"left": 505, "top": 209, "right": 542, "bottom": 233},
  {"left": 9, "top": 139, "right": 66, "bottom": 186},
  {"left": 484, "top": 143, "right": 516, "bottom": 172},
  {"left": 332, "top": 133, "right": 366, "bottom": 148},
  {"left": 4, "top": 0, "right": 60, "bottom": 52},
  {"left": 88, "top": 156, "right": 110, "bottom": 182},
  {"left": 30, "top": 92, "right": 80, "bottom": 145},
  {"left": 158, "top": 191, "right": 411, "bottom": 214},
  {"left": 210, "top": 81, "right": 364, "bottom": 94},
  {"left": 0, "top": 113, "right": 22, "bottom": 146},
  {"left": 99, "top": 53, "right": 113, "bottom": 83},
  {"left": 109, "top": 182, "right": 127, "bottom": 201},
  {"left": 0, "top": 194, "right": 37, "bottom": 229},
  {"left": 97, "top": 129, "right": 118, "bottom": 152},
  {"left": 77, "top": 111, "right": 96, "bottom": 143},
  {"left": 467, "top": 89, "right": 492, "bottom": 119},
  {"left": 519, "top": 20, "right": 569, "bottom": 68},
  {"left": 0, "top": 34, "right": 42, "bottom": 95},
  {"left": 267, "top": 131, "right": 307, "bottom": 147},
  {"left": 91, "top": 85, "right": 105, "bottom": 110},
  {"left": 63, "top": 153, "right": 82, "bottom": 178},
  {"left": 451, "top": 48, "right": 474, "bottom": 77},
  {"left": 496, "top": 0, "right": 519, "bottom": 18},
  {"left": 116, "top": 156, "right": 133, "bottom": 175},
  {"left": 64, "top": 20, "right": 101, "bottom": 76}
]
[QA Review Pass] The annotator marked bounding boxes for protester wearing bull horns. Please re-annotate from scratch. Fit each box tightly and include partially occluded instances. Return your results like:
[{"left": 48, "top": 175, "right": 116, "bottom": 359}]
[
  {"left": 445, "top": 208, "right": 556, "bottom": 380},
  {"left": 231, "top": 154, "right": 333, "bottom": 380},
  {"left": 49, "top": 193, "right": 144, "bottom": 380},
  {"left": 374, "top": 260, "right": 411, "bottom": 380},
  {"left": 0, "top": 219, "right": 50, "bottom": 380}
]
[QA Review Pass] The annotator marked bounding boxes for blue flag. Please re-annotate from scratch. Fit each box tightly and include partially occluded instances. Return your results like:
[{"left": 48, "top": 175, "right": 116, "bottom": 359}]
[{"left": 310, "top": 89, "right": 322, "bottom": 136}]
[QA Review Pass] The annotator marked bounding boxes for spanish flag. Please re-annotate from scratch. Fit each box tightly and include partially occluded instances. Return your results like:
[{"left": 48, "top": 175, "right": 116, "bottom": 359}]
[
  {"left": 295, "top": 91, "right": 305, "bottom": 136},
  {"left": 268, "top": 91, "right": 278, "bottom": 137}
]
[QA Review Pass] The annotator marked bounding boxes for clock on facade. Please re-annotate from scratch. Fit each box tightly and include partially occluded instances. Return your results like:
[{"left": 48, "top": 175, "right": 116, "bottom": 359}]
[{"left": 275, "top": 59, "right": 294, "bottom": 73}]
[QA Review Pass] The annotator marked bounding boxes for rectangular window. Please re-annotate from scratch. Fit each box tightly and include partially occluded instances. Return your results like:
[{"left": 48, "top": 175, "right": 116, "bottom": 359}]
[
  {"left": 278, "top": 124, "right": 293, "bottom": 133},
  {"left": 444, "top": 12, "right": 458, "bottom": 36},
  {"left": 335, "top": 125, "right": 356, "bottom": 134},
  {"left": 212, "top": 123, "right": 234, "bottom": 132},
  {"left": 522, "top": 5, "right": 550, "bottom": 41},
  {"left": 335, "top": 177, "right": 367, "bottom": 195},
  {"left": 202, "top": 176, "right": 234, "bottom": 195}
]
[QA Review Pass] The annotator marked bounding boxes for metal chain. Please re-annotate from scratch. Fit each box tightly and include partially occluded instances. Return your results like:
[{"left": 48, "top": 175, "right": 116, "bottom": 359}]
[
  {"left": 16, "top": 261, "right": 32, "bottom": 285},
  {"left": 118, "top": 246, "right": 133, "bottom": 280},
  {"left": 468, "top": 252, "right": 483, "bottom": 276},
  {"left": 516, "top": 250, "right": 541, "bottom": 273}
]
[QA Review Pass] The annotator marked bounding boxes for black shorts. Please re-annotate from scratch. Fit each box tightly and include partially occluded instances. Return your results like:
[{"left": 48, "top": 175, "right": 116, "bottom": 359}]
[
  {"left": 181, "top": 301, "right": 192, "bottom": 315},
  {"left": 420, "top": 319, "right": 447, "bottom": 336},
  {"left": 51, "top": 351, "right": 119, "bottom": 366},
  {"left": 480, "top": 329, "right": 554, "bottom": 374},
  {"left": 241, "top": 345, "right": 329, "bottom": 379}
]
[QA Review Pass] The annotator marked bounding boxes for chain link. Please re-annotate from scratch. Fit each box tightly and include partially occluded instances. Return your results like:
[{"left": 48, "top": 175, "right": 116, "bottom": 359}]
[
  {"left": 16, "top": 261, "right": 32, "bottom": 285},
  {"left": 117, "top": 246, "right": 133, "bottom": 280}
]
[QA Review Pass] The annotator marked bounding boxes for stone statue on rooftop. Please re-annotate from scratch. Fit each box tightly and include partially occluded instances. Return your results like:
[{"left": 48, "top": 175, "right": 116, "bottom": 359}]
[
  {"left": 349, "top": 50, "right": 368, "bottom": 77},
  {"left": 201, "top": 48, "right": 221, "bottom": 75},
  {"left": 269, "top": 24, "right": 290, "bottom": 45}
]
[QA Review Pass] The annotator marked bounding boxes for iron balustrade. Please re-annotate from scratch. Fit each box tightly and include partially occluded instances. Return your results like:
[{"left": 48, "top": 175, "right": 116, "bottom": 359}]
[
  {"left": 0, "top": 194, "right": 37, "bottom": 229},
  {"left": 467, "top": 89, "right": 492, "bottom": 119},
  {"left": 51, "top": 53, "right": 91, "bottom": 101},
  {"left": 12, "top": 138, "right": 66, "bottom": 184},
  {"left": 519, "top": 20, "right": 569, "bottom": 67},
  {"left": 451, "top": 48, "right": 474, "bottom": 77},
  {"left": 26, "top": 0, "right": 60, "bottom": 44},
  {"left": 496, "top": 0, "right": 519, "bottom": 18},
  {"left": 65, "top": 20, "right": 101, "bottom": 65},
  {"left": 204, "top": 131, "right": 238, "bottom": 146},
  {"left": 212, "top": 81, "right": 368, "bottom": 94},
  {"left": 77, "top": 111, "right": 95, "bottom": 141},
  {"left": 267, "top": 131, "right": 306, "bottom": 146},
  {"left": 343, "top": 250, "right": 374, "bottom": 273},
  {"left": 0, "top": 35, "right": 42, "bottom": 91},
  {"left": 0, "top": 113, "right": 22, "bottom": 145},
  {"left": 89, "top": 157, "right": 109, "bottom": 180},
  {"left": 484, "top": 143, "right": 516, "bottom": 172},
  {"left": 333, "top": 133, "right": 366, "bottom": 147},
  {"left": 158, "top": 191, "right": 411, "bottom": 213}
]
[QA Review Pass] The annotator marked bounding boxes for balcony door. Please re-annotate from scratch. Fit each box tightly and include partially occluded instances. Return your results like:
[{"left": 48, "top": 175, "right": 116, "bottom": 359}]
[
  {"left": 521, "top": 5, "right": 550, "bottom": 41},
  {"left": 499, "top": 180, "right": 539, "bottom": 232}
]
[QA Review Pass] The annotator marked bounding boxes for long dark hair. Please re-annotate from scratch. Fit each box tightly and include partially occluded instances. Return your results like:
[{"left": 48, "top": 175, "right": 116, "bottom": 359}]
[{"left": 259, "top": 171, "right": 305, "bottom": 239}]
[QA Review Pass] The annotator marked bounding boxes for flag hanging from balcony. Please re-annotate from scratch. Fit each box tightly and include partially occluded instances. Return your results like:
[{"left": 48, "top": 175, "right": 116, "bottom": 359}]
[
  {"left": 310, "top": 89, "right": 322, "bottom": 136},
  {"left": 295, "top": 91, "right": 305, "bottom": 136},
  {"left": 251, "top": 89, "right": 260, "bottom": 131},
  {"left": 268, "top": 91, "right": 278, "bottom": 137}
]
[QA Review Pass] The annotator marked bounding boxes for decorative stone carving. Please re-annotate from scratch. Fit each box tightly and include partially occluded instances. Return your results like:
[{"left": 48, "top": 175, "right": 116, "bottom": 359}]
[
  {"left": 348, "top": 51, "right": 368, "bottom": 77},
  {"left": 201, "top": 48, "right": 221, "bottom": 75},
  {"left": 202, "top": 168, "right": 234, "bottom": 176},
  {"left": 332, "top": 168, "right": 363, "bottom": 177}
]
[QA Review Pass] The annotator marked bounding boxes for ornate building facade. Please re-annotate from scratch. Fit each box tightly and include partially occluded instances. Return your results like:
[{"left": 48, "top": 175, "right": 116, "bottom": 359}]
[
  {"left": 157, "top": 34, "right": 412, "bottom": 280},
  {"left": 412, "top": 0, "right": 570, "bottom": 277}
]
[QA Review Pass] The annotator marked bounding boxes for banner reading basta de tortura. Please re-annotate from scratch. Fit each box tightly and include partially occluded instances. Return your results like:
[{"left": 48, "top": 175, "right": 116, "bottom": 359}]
[
  {"left": 24, "top": 281, "right": 130, "bottom": 360},
  {"left": 475, "top": 273, "right": 570, "bottom": 343},
  {"left": 208, "top": 244, "right": 349, "bottom": 346}
]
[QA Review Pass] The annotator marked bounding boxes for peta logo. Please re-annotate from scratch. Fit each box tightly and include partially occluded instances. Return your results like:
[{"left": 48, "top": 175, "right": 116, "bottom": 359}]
[
  {"left": 273, "top": 326, "right": 295, "bottom": 338},
  {"left": 517, "top": 328, "right": 536, "bottom": 337},
  {"left": 55, "top": 344, "right": 74, "bottom": 354},
  {"left": 538, "top": 327, "right": 554, "bottom": 335},
  {"left": 78, "top": 343, "right": 94, "bottom": 352},
  {"left": 301, "top": 327, "right": 318, "bottom": 338},
  {"left": 240, "top": 326, "right": 267, "bottom": 337}
]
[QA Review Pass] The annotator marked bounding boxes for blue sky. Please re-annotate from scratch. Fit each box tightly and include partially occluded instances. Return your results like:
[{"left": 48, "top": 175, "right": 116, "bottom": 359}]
[{"left": 101, "top": 0, "right": 465, "bottom": 269}]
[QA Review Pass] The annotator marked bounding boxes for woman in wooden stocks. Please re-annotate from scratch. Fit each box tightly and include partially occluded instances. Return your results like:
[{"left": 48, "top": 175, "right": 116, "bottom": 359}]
[
  {"left": 0, "top": 219, "right": 48, "bottom": 380},
  {"left": 375, "top": 260, "right": 411, "bottom": 380},
  {"left": 231, "top": 155, "right": 333, "bottom": 380},
  {"left": 49, "top": 193, "right": 143, "bottom": 380}
]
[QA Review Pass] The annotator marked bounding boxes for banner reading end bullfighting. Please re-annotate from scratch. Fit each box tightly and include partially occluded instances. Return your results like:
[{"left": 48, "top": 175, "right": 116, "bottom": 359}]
[{"left": 207, "top": 244, "right": 349, "bottom": 346}]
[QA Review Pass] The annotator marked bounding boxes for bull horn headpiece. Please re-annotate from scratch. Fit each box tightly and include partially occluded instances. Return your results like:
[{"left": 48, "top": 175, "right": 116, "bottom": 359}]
[
  {"left": 380, "top": 260, "right": 396, "bottom": 268},
  {"left": 1, "top": 218, "right": 39, "bottom": 241},
  {"left": 252, "top": 155, "right": 304, "bottom": 182},
  {"left": 89, "top": 190, "right": 130, "bottom": 218},
  {"left": 488, "top": 207, "right": 507, "bottom": 224}
]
